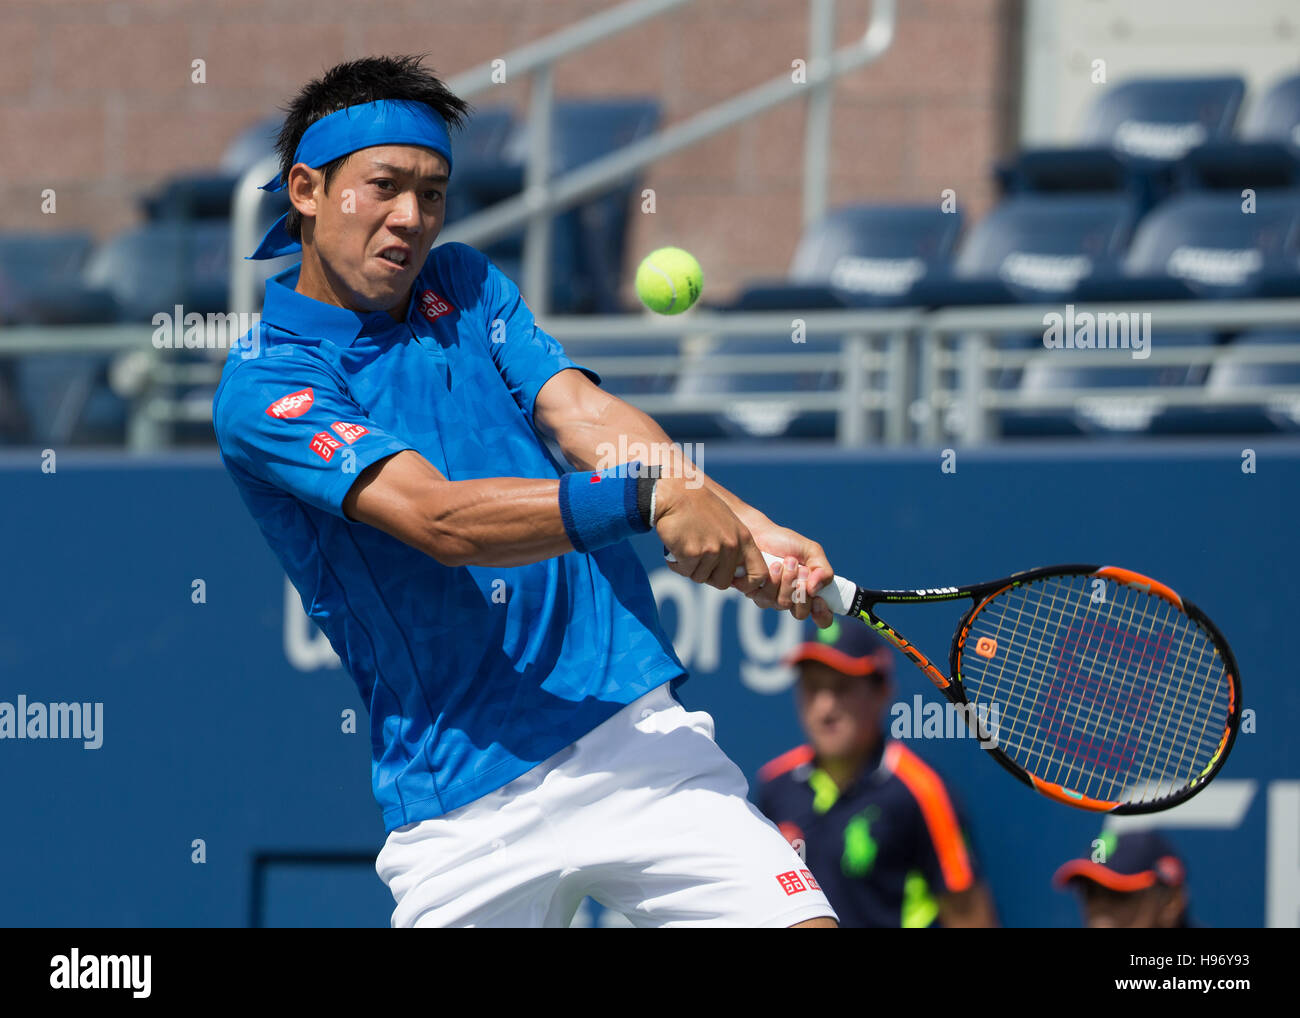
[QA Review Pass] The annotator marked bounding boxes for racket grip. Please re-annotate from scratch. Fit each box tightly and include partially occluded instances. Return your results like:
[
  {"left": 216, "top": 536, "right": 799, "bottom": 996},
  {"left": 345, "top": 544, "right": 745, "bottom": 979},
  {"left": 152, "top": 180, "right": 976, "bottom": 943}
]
[{"left": 662, "top": 548, "right": 857, "bottom": 616}]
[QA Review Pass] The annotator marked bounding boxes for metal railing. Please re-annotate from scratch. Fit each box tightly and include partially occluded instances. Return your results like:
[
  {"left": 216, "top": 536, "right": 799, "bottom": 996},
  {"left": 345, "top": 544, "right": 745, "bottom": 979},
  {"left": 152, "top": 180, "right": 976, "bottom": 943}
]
[
  {"left": 5, "top": 299, "right": 1300, "bottom": 451},
  {"left": 228, "top": 0, "right": 899, "bottom": 316},
  {"left": 920, "top": 298, "right": 1300, "bottom": 443}
]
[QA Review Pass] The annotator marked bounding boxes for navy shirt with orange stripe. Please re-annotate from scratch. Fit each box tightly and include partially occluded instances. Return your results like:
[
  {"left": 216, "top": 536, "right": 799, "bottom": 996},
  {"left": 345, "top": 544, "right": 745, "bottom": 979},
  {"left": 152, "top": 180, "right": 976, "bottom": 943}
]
[{"left": 756, "top": 739, "right": 979, "bottom": 928}]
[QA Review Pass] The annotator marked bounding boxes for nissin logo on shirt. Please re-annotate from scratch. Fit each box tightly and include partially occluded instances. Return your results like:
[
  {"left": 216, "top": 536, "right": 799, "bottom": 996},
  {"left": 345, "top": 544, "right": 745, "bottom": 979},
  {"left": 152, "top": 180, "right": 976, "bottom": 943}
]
[
  {"left": 266, "top": 388, "right": 314, "bottom": 419},
  {"left": 418, "top": 290, "right": 455, "bottom": 323}
]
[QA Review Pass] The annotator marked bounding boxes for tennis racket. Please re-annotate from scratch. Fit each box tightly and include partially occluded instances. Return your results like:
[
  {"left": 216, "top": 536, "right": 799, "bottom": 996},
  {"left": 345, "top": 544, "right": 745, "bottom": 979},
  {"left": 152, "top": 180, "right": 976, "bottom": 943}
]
[{"left": 669, "top": 548, "right": 1242, "bottom": 814}]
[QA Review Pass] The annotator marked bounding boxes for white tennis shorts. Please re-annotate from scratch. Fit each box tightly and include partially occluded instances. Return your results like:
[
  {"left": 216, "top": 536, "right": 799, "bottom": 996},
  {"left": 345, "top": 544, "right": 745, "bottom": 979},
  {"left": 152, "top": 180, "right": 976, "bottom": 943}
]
[{"left": 375, "top": 681, "right": 838, "bottom": 928}]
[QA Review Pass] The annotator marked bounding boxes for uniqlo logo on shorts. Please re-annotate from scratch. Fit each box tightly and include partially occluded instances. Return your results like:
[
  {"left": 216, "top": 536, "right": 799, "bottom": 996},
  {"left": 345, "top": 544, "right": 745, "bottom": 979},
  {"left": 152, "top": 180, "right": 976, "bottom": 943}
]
[
  {"left": 800, "top": 868, "right": 821, "bottom": 892},
  {"left": 310, "top": 432, "right": 342, "bottom": 461},
  {"left": 776, "top": 870, "right": 807, "bottom": 896},
  {"left": 266, "top": 388, "right": 314, "bottom": 418},
  {"left": 418, "top": 290, "right": 455, "bottom": 323},
  {"left": 330, "top": 421, "right": 368, "bottom": 444}
]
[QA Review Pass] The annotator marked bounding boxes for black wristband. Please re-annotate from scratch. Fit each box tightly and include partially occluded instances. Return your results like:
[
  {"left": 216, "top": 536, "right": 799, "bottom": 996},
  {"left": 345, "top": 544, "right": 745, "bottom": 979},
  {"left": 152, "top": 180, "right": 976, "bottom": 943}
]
[{"left": 636, "top": 464, "right": 661, "bottom": 529}]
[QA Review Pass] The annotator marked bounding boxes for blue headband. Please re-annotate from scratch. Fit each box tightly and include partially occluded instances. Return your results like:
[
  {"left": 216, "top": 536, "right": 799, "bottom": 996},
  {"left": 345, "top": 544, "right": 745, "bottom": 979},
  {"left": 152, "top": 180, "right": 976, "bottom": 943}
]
[{"left": 247, "top": 99, "right": 455, "bottom": 260}]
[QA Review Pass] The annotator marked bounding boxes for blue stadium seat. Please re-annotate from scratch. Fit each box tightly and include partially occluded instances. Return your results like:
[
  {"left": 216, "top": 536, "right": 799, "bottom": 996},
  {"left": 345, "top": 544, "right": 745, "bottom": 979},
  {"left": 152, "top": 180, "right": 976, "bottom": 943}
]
[
  {"left": 997, "top": 78, "right": 1246, "bottom": 215},
  {"left": 927, "top": 194, "right": 1138, "bottom": 304},
  {"left": 563, "top": 338, "right": 679, "bottom": 399},
  {"left": 443, "top": 107, "right": 519, "bottom": 222},
  {"left": 1002, "top": 330, "right": 1218, "bottom": 437},
  {"left": 1153, "top": 330, "right": 1300, "bottom": 434},
  {"left": 83, "top": 221, "right": 231, "bottom": 322},
  {"left": 731, "top": 205, "right": 962, "bottom": 309},
  {"left": 1099, "top": 190, "right": 1300, "bottom": 299},
  {"left": 666, "top": 336, "right": 841, "bottom": 441},
  {"left": 497, "top": 99, "right": 661, "bottom": 313},
  {"left": 1080, "top": 76, "right": 1245, "bottom": 160},
  {"left": 141, "top": 172, "right": 241, "bottom": 222},
  {"left": 13, "top": 353, "right": 127, "bottom": 447},
  {"left": 0, "top": 231, "right": 114, "bottom": 325},
  {"left": 1242, "top": 73, "right": 1300, "bottom": 146},
  {"left": 1173, "top": 74, "right": 1300, "bottom": 193}
]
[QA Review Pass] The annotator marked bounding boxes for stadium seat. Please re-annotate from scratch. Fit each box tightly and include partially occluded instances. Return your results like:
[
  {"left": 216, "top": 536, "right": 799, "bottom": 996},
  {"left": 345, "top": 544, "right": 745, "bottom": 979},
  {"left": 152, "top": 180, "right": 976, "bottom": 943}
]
[
  {"left": 733, "top": 205, "right": 963, "bottom": 309},
  {"left": 0, "top": 231, "right": 114, "bottom": 326},
  {"left": 563, "top": 337, "right": 679, "bottom": 399},
  {"left": 83, "top": 220, "right": 231, "bottom": 322},
  {"left": 1241, "top": 72, "right": 1300, "bottom": 146},
  {"left": 1086, "top": 189, "right": 1300, "bottom": 299},
  {"left": 1001, "top": 330, "right": 1218, "bottom": 437},
  {"left": 997, "top": 77, "right": 1247, "bottom": 214},
  {"left": 442, "top": 106, "right": 519, "bottom": 223},
  {"left": 666, "top": 335, "right": 842, "bottom": 441},
  {"left": 1080, "top": 77, "right": 1245, "bottom": 160},
  {"left": 1153, "top": 330, "right": 1300, "bottom": 434},
  {"left": 922, "top": 193, "right": 1138, "bottom": 305},
  {"left": 1172, "top": 73, "right": 1300, "bottom": 193},
  {"left": 141, "top": 172, "right": 241, "bottom": 222},
  {"left": 13, "top": 353, "right": 127, "bottom": 447},
  {"left": 497, "top": 98, "right": 661, "bottom": 313}
]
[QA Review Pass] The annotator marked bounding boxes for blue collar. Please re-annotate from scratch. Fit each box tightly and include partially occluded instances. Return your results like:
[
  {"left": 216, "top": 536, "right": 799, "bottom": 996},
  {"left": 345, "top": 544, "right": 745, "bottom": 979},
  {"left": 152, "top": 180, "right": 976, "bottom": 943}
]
[{"left": 260, "top": 263, "right": 413, "bottom": 344}]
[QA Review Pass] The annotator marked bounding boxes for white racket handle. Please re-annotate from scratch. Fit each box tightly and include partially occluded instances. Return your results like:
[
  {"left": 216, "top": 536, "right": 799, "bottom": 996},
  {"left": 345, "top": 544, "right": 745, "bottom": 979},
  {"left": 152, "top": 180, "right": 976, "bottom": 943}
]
[{"left": 663, "top": 548, "right": 858, "bottom": 616}]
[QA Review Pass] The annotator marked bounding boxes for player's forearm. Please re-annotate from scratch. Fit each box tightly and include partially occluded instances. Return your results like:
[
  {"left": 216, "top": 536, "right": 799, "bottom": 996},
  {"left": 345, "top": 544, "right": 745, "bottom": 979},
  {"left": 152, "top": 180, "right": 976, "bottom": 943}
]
[
  {"left": 420, "top": 476, "right": 576, "bottom": 567},
  {"left": 346, "top": 453, "right": 577, "bottom": 567},
  {"left": 552, "top": 397, "right": 771, "bottom": 533}
]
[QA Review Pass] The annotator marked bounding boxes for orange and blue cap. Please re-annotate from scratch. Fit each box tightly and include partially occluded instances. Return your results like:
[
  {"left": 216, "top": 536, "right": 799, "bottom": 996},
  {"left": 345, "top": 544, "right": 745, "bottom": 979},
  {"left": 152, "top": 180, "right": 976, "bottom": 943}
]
[{"left": 784, "top": 619, "right": 894, "bottom": 678}]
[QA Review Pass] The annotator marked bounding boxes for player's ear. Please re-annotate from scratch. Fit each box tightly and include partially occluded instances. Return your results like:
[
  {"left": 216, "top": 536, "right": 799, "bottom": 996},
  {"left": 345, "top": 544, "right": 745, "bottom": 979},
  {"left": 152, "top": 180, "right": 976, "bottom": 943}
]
[{"left": 287, "top": 164, "right": 323, "bottom": 221}]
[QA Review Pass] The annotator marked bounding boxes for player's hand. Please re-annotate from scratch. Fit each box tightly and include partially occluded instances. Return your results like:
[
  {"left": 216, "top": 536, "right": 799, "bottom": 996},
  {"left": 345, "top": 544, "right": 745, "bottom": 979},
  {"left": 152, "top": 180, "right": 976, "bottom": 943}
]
[
  {"left": 745, "top": 525, "right": 835, "bottom": 629},
  {"left": 654, "top": 476, "right": 768, "bottom": 593}
]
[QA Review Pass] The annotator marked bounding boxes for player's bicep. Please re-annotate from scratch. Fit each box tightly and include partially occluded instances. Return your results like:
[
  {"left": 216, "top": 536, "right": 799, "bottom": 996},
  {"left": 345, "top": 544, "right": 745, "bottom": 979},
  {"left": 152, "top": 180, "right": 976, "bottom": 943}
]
[{"left": 342, "top": 448, "right": 449, "bottom": 551}]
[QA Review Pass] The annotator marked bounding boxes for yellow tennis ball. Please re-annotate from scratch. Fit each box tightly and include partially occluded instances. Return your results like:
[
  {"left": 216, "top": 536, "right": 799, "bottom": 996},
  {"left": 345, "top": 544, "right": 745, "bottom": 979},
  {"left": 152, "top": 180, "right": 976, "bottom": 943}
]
[{"left": 635, "top": 247, "right": 703, "bottom": 315}]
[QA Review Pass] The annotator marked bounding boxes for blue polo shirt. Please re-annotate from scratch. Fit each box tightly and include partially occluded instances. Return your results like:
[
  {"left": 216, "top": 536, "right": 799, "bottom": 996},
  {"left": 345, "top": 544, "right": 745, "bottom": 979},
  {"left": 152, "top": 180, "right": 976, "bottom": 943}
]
[{"left": 212, "top": 242, "right": 687, "bottom": 831}]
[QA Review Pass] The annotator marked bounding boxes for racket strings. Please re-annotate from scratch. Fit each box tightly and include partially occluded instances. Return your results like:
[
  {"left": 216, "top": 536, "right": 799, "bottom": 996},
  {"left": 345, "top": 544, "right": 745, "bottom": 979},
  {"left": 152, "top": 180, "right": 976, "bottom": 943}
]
[
  {"left": 958, "top": 575, "right": 1231, "bottom": 807},
  {"left": 978, "top": 585, "right": 1225, "bottom": 802}
]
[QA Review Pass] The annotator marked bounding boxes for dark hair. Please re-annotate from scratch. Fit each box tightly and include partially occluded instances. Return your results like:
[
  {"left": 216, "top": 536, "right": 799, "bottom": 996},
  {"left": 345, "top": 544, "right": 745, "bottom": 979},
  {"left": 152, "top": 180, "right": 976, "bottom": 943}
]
[{"left": 273, "top": 54, "right": 473, "bottom": 242}]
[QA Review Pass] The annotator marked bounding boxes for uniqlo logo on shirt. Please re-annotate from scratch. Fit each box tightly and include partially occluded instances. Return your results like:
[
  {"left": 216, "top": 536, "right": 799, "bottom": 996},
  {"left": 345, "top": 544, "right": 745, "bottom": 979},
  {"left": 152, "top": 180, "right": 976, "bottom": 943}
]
[
  {"left": 330, "top": 421, "right": 368, "bottom": 444},
  {"left": 310, "top": 432, "right": 342, "bottom": 461},
  {"left": 266, "top": 388, "right": 314, "bottom": 418},
  {"left": 776, "top": 870, "right": 807, "bottom": 896},
  {"left": 418, "top": 290, "right": 455, "bottom": 323},
  {"left": 800, "top": 869, "right": 821, "bottom": 892}
]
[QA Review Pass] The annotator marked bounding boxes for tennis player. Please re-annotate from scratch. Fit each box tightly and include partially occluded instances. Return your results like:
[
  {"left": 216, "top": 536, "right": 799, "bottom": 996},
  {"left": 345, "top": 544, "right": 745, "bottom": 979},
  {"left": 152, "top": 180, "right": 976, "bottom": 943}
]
[{"left": 213, "top": 55, "right": 839, "bottom": 927}]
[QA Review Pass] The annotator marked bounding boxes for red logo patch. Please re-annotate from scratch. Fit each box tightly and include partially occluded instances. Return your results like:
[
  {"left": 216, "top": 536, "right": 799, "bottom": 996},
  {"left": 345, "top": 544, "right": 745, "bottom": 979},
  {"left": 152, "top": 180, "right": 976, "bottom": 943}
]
[
  {"left": 330, "top": 421, "right": 369, "bottom": 444},
  {"left": 418, "top": 290, "right": 456, "bottom": 323},
  {"left": 266, "top": 388, "right": 314, "bottom": 419},
  {"left": 310, "top": 432, "right": 342, "bottom": 461},
  {"left": 800, "top": 868, "right": 821, "bottom": 892},
  {"left": 776, "top": 870, "right": 807, "bottom": 896}
]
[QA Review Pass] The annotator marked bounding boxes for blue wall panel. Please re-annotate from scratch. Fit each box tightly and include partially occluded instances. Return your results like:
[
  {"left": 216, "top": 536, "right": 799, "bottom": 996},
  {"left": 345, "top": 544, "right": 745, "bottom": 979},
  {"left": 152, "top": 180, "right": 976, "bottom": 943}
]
[{"left": 0, "top": 441, "right": 1293, "bottom": 927}]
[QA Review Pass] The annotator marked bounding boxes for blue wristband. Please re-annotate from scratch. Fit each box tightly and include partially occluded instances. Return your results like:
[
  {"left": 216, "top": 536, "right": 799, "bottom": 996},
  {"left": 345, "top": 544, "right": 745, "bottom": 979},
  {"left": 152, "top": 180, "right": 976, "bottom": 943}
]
[{"left": 558, "top": 461, "right": 651, "bottom": 554}]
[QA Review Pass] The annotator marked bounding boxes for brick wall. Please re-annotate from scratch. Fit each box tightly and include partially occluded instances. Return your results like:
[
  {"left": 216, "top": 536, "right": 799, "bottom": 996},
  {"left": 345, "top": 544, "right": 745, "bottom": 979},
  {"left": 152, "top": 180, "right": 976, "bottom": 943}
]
[{"left": 0, "top": 0, "right": 1021, "bottom": 306}]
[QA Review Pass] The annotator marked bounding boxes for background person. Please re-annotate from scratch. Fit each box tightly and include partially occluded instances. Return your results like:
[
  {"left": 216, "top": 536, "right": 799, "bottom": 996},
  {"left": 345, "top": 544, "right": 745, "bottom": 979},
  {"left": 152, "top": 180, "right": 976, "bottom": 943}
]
[{"left": 757, "top": 620, "right": 998, "bottom": 927}]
